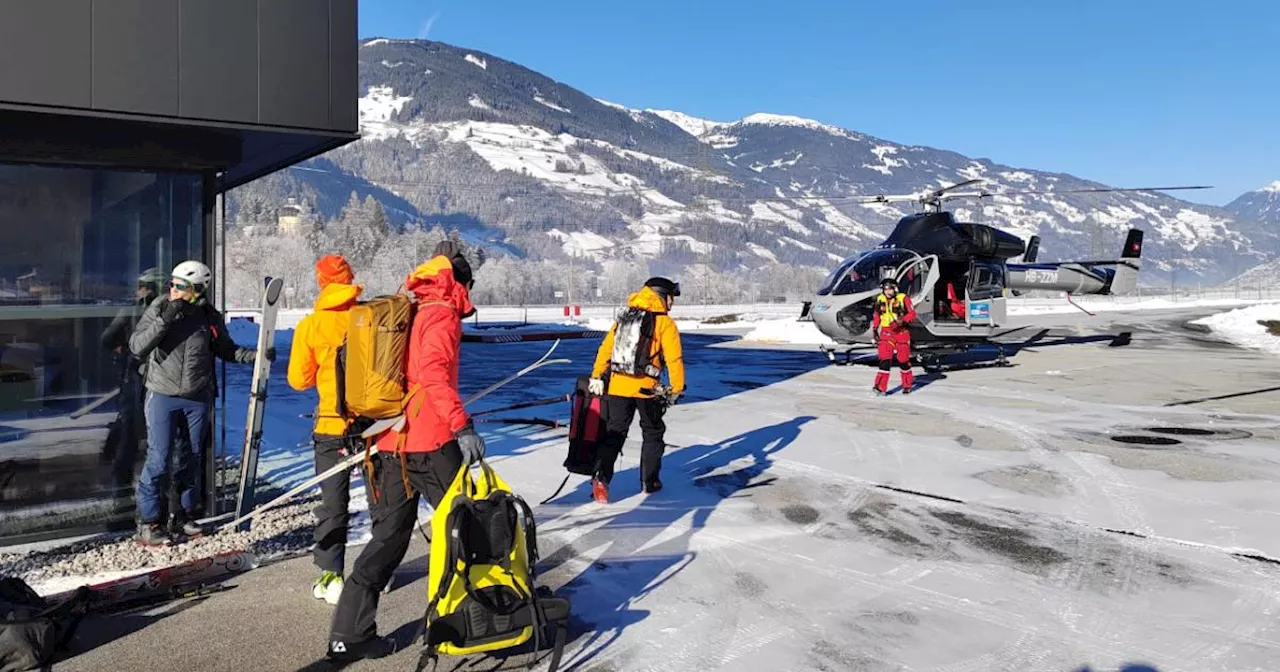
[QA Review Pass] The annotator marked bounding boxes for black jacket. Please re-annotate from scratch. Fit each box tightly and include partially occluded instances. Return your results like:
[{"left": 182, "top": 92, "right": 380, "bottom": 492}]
[{"left": 128, "top": 296, "right": 255, "bottom": 399}]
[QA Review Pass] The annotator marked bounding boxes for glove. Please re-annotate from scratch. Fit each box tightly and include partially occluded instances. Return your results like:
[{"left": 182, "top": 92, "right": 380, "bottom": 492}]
[
  {"left": 263, "top": 347, "right": 277, "bottom": 362},
  {"left": 588, "top": 378, "right": 605, "bottom": 396},
  {"left": 667, "top": 390, "right": 682, "bottom": 405},
  {"left": 160, "top": 299, "right": 189, "bottom": 324},
  {"left": 456, "top": 424, "right": 486, "bottom": 465}
]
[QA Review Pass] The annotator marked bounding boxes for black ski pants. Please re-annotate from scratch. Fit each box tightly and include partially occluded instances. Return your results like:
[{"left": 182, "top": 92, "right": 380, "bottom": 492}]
[
  {"left": 329, "top": 443, "right": 464, "bottom": 645},
  {"left": 594, "top": 395, "right": 666, "bottom": 487},
  {"left": 312, "top": 434, "right": 355, "bottom": 575}
]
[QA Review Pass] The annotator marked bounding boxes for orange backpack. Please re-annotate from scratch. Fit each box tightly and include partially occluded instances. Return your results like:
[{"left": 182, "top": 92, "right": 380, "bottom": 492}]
[{"left": 335, "top": 294, "right": 415, "bottom": 421}]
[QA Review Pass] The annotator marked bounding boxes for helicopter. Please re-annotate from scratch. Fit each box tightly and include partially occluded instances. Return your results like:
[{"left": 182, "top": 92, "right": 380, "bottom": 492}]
[{"left": 799, "top": 179, "right": 1211, "bottom": 371}]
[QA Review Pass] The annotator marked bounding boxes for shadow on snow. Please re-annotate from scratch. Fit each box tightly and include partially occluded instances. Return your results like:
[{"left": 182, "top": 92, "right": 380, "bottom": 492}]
[{"left": 533, "top": 415, "right": 816, "bottom": 671}]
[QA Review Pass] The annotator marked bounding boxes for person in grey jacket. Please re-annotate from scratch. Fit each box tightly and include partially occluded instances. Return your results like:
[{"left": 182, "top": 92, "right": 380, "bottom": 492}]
[{"left": 128, "top": 260, "right": 274, "bottom": 546}]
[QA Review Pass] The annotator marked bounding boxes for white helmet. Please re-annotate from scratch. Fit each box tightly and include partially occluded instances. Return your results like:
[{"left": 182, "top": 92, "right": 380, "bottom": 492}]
[{"left": 171, "top": 260, "right": 212, "bottom": 290}]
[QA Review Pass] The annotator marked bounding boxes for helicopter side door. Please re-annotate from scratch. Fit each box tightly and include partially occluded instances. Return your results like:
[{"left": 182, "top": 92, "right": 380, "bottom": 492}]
[
  {"left": 965, "top": 260, "right": 1007, "bottom": 327},
  {"left": 895, "top": 254, "right": 939, "bottom": 326}
]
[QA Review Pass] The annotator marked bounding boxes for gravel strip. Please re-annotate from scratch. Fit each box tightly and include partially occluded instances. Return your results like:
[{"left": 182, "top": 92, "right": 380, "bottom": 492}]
[{"left": 0, "top": 495, "right": 322, "bottom": 590}]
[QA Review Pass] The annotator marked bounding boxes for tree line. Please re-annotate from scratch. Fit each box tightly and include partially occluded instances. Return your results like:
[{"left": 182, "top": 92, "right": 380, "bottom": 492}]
[{"left": 222, "top": 191, "right": 828, "bottom": 310}]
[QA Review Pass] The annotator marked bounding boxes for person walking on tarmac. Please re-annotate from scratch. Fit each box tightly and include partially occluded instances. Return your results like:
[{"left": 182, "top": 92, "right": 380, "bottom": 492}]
[
  {"left": 327, "top": 242, "right": 486, "bottom": 662},
  {"left": 129, "top": 261, "right": 269, "bottom": 546},
  {"left": 872, "top": 278, "right": 916, "bottom": 395},
  {"left": 587, "top": 277, "right": 686, "bottom": 503},
  {"left": 287, "top": 255, "right": 364, "bottom": 605}
]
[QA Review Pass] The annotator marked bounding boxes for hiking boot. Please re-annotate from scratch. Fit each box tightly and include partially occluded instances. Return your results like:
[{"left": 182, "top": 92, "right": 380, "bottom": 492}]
[
  {"left": 591, "top": 479, "right": 609, "bottom": 504},
  {"left": 137, "top": 523, "right": 172, "bottom": 547},
  {"left": 313, "top": 570, "right": 344, "bottom": 605},
  {"left": 643, "top": 479, "right": 663, "bottom": 494},
  {"left": 327, "top": 635, "right": 396, "bottom": 661}
]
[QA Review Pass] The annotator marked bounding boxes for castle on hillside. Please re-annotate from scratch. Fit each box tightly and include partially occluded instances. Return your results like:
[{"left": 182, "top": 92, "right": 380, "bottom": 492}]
[{"left": 276, "top": 198, "right": 315, "bottom": 236}]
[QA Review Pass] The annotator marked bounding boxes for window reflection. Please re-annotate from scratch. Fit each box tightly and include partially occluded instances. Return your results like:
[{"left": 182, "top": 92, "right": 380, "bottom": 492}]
[{"left": 0, "top": 163, "right": 203, "bottom": 544}]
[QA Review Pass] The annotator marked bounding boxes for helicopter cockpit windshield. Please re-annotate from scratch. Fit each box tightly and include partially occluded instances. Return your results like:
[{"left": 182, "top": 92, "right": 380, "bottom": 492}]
[{"left": 818, "top": 249, "right": 921, "bottom": 296}]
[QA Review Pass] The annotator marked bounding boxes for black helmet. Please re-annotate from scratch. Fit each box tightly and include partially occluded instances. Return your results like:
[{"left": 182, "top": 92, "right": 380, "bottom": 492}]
[
  {"left": 881, "top": 278, "right": 898, "bottom": 290},
  {"left": 644, "top": 277, "right": 680, "bottom": 298}
]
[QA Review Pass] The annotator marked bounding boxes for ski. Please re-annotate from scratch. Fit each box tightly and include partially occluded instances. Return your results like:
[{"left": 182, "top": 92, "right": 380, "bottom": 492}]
[
  {"left": 43, "top": 550, "right": 255, "bottom": 614},
  {"left": 361, "top": 414, "right": 406, "bottom": 439},
  {"left": 218, "top": 341, "right": 571, "bottom": 531},
  {"left": 232, "top": 277, "right": 284, "bottom": 532}
]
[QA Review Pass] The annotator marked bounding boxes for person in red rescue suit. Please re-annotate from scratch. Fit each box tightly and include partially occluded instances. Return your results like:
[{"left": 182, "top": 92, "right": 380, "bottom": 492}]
[
  {"left": 873, "top": 278, "right": 916, "bottom": 395},
  {"left": 327, "top": 241, "right": 486, "bottom": 662}
]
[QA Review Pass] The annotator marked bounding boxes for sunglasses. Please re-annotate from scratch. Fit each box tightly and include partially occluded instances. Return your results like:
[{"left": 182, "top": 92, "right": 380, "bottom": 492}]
[{"left": 169, "top": 280, "right": 194, "bottom": 292}]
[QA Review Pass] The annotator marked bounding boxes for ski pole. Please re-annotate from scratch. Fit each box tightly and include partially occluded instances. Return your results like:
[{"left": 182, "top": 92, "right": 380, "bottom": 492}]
[
  {"left": 474, "top": 417, "right": 563, "bottom": 428},
  {"left": 220, "top": 342, "right": 571, "bottom": 531},
  {"left": 70, "top": 387, "right": 121, "bottom": 419},
  {"left": 472, "top": 395, "right": 569, "bottom": 417}
]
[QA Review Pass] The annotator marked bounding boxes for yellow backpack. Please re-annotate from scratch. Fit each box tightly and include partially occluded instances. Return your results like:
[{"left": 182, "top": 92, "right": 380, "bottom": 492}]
[
  {"left": 415, "top": 461, "right": 571, "bottom": 671},
  {"left": 335, "top": 294, "right": 414, "bottom": 421}
]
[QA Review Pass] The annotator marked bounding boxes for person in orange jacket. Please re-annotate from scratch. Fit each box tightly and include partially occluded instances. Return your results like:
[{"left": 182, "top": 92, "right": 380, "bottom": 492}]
[
  {"left": 588, "top": 277, "right": 685, "bottom": 503},
  {"left": 872, "top": 278, "right": 916, "bottom": 395},
  {"left": 327, "top": 242, "right": 485, "bottom": 662},
  {"left": 288, "top": 254, "right": 364, "bottom": 604}
]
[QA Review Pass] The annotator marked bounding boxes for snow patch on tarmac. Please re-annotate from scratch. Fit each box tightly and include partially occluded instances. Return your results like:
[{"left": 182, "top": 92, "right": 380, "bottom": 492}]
[{"left": 1191, "top": 302, "right": 1280, "bottom": 356}]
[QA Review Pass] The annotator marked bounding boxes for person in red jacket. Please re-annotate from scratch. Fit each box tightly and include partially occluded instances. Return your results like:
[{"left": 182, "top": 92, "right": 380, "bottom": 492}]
[
  {"left": 327, "top": 242, "right": 485, "bottom": 661},
  {"left": 872, "top": 278, "right": 916, "bottom": 395}
]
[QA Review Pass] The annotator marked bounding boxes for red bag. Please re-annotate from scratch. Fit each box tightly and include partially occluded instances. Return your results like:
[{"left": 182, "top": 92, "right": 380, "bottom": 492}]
[{"left": 563, "top": 377, "right": 607, "bottom": 475}]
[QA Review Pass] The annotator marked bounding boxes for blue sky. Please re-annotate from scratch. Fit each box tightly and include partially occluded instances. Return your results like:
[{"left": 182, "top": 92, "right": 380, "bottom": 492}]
[{"left": 357, "top": 0, "right": 1277, "bottom": 206}]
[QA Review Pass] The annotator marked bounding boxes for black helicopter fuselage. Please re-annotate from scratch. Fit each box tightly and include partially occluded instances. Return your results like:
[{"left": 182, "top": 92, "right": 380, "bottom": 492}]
[
  {"left": 879, "top": 211, "right": 1025, "bottom": 262},
  {"left": 805, "top": 209, "right": 1144, "bottom": 348}
]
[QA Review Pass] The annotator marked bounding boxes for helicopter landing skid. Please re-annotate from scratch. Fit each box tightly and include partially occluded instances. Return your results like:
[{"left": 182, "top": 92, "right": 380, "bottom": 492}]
[
  {"left": 914, "top": 343, "right": 1011, "bottom": 373},
  {"left": 820, "top": 344, "right": 872, "bottom": 366}
]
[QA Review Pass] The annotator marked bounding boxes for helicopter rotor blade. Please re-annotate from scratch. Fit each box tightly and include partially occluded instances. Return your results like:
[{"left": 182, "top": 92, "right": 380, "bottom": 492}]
[{"left": 987, "top": 185, "right": 1212, "bottom": 198}]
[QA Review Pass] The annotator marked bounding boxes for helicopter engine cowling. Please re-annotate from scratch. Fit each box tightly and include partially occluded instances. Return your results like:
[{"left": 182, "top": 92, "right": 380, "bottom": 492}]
[
  {"left": 881, "top": 212, "right": 1026, "bottom": 262},
  {"left": 962, "top": 223, "right": 1026, "bottom": 259}
]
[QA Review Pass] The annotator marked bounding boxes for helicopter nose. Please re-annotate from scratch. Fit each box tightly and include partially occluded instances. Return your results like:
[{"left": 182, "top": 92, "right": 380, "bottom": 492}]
[{"left": 837, "top": 308, "right": 871, "bottom": 336}]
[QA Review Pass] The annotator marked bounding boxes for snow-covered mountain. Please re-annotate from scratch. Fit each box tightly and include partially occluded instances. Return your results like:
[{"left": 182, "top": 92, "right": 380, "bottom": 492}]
[
  {"left": 1226, "top": 181, "right": 1280, "bottom": 223},
  {"left": 226, "top": 38, "right": 1272, "bottom": 285}
]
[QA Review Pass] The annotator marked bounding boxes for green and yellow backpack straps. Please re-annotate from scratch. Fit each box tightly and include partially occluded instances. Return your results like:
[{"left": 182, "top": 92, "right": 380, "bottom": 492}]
[{"left": 416, "top": 460, "right": 571, "bottom": 671}]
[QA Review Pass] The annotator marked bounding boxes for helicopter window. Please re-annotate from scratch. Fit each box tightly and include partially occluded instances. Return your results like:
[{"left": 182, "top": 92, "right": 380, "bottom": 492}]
[
  {"left": 828, "top": 249, "right": 918, "bottom": 296},
  {"left": 816, "top": 258, "right": 858, "bottom": 296},
  {"left": 968, "top": 261, "right": 1005, "bottom": 300}
]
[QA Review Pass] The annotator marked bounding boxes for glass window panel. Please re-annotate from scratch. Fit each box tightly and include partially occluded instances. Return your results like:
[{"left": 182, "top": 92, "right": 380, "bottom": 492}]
[{"left": 0, "top": 162, "right": 204, "bottom": 545}]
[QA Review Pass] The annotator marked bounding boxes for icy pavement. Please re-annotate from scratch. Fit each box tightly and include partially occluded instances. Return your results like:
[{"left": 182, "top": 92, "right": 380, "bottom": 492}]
[{"left": 36, "top": 305, "right": 1280, "bottom": 670}]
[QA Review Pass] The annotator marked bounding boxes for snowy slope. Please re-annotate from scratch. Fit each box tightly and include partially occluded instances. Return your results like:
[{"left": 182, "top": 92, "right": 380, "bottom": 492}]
[
  {"left": 1225, "top": 180, "right": 1280, "bottom": 223},
  {"left": 226, "top": 38, "right": 1268, "bottom": 284}
]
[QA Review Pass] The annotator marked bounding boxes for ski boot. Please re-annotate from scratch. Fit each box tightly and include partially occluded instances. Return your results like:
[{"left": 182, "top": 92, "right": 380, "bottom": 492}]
[
  {"left": 137, "top": 522, "right": 173, "bottom": 548},
  {"left": 592, "top": 478, "right": 609, "bottom": 504},
  {"left": 327, "top": 635, "right": 396, "bottom": 662},
  {"left": 170, "top": 513, "right": 207, "bottom": 540},
  {"left": 643, "top": 479, "right": 663, "bottom": 494},
  {"left": 313, "top": 570, "right": 344, "bottom": 605}
]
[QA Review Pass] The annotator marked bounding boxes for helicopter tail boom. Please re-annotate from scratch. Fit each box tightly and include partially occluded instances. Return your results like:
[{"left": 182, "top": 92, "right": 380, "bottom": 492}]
[{"left": 1005, "top": 229, "right": 1143, "bottom": 296}]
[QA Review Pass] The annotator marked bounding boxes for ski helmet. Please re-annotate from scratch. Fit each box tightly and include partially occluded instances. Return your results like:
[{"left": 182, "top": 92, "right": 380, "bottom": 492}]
[
  {"left": 138, "top": 267, "right": 164, "bottom": 285},
  {"left": 644, "top": 277, "right": 680, "bottom": 298},
  {"left": 881, "top": 278, "right": 898, "bottom": 290},
  {"left": 171, "top": 260, "right": 212, "bottom": 292}
]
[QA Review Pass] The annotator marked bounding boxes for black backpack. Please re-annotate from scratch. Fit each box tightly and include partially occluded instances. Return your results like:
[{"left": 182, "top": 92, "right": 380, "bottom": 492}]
[{"left": 0, "top": 577, "right": 89, "bottom": 671}]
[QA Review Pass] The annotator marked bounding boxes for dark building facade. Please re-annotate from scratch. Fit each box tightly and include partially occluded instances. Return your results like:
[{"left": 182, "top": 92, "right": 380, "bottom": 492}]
[{"left": 0, "top": 0, "right": 359, "bottom": 545}]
